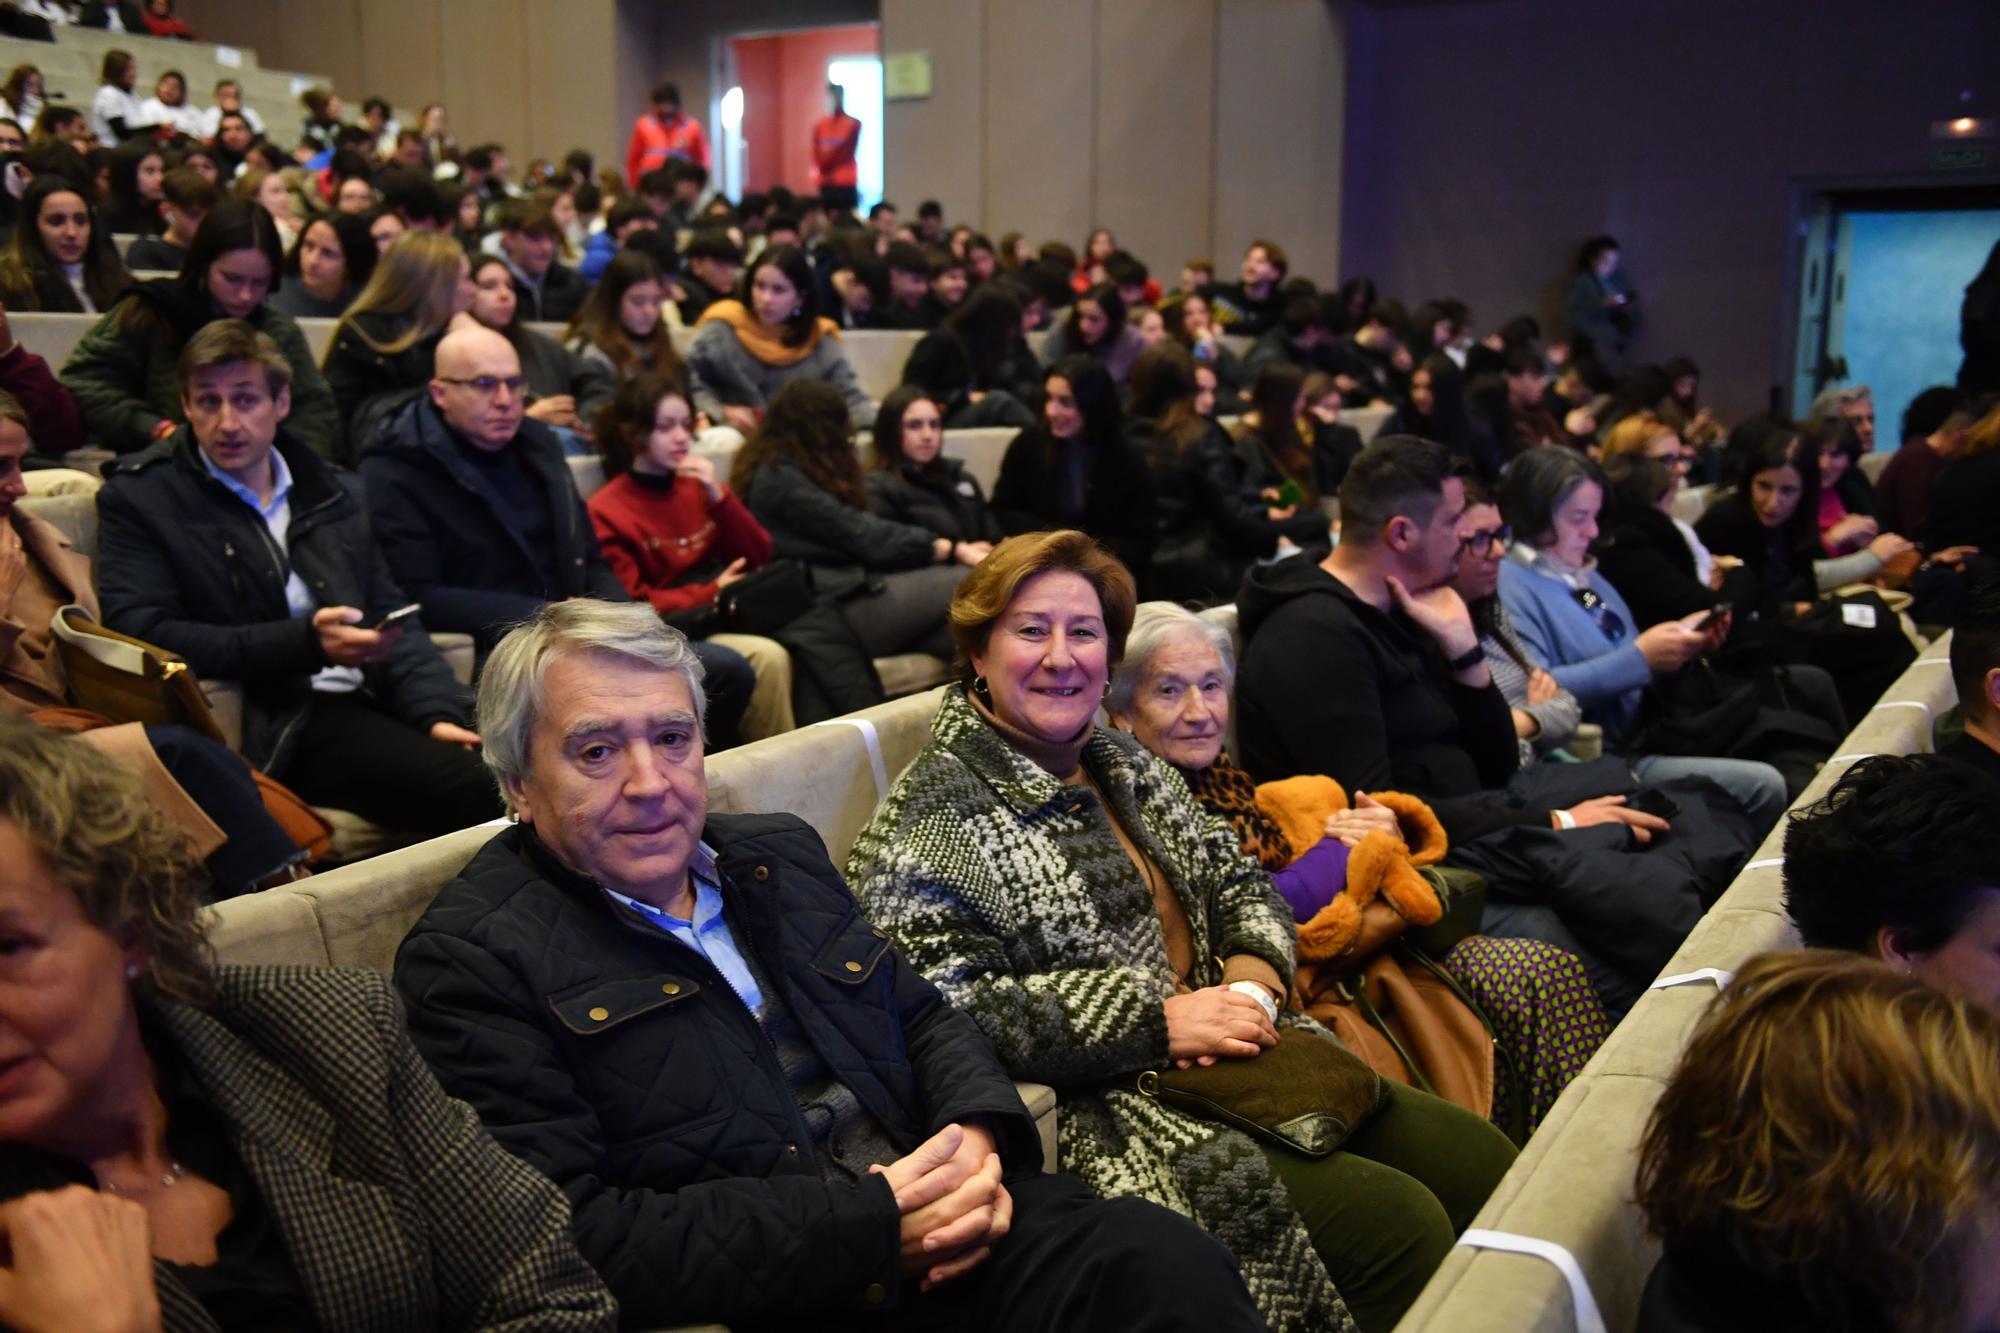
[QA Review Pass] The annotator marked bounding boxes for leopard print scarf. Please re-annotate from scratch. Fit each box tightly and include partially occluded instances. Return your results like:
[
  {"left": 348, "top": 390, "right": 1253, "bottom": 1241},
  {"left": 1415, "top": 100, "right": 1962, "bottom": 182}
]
[{"left": 1178, "top": 753, "right": 1295, "bottom": 873}]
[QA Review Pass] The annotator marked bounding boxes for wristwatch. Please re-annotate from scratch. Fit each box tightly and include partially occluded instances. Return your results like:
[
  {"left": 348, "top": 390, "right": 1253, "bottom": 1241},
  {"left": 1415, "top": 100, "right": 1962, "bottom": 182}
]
[{"left": 1227, "top": 980, "right": 1280, "bottom": 1024}]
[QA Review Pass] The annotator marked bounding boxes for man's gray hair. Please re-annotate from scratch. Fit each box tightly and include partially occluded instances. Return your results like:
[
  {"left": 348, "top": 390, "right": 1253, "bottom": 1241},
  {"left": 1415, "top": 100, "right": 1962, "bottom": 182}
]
[
  {"left": 478, "top": 599, "right": 706, "bottom": 811},
  {"left": 1106, "top": 602, "right": 1236, "bottom": 716},
  {"left": 1809, "top": 383, "right": 1873, "bottom": 419}
]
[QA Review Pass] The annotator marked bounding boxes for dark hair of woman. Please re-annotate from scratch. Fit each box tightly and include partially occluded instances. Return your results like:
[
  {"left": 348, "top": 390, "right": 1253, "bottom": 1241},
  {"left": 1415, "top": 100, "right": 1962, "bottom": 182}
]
[
  {"left": 112, "top": 198, "right": 282, "bottom": 337},
  {"left": 594, "top": 370, "right": 690, "bottom": 481},
  {"left": 1498, "top": 441, "right": 1605, "bottom": 550},
  {"left": 103, "top": 139, "right": 163, "bottom": 233},
  {"left": 737, "top": 242, "right": 819, "bottom": 348},
  {"left": 1126, "top": 343, "right": 1207, "bottom": 460},
  {"left": 282, "top": 211, "right": 374, "bottom": 290},
  {"left": 1458, "top": 476, "right": 1533, "bottom": 673},
  {"left": 0, "top": 174, "right": 128, "bottom": 311},
  {"left": 1728, "top": 418, "right": 1821, "bottom": 552},
  {"left": 1244, "top": 362, "right": 1312, "bottom": 487},
  {"left": 1602, "top": 453, "right": 1675, "bottom": 513},
  {"left": 1577, "top": 234, "right": 1619, "bottom": 270},
  {"left": 1064, "top": 281, "right": 1126, "bottom": 351},
  {"left": 1044, "top": 353, "right": 1122, "bottom": 454},
  {"left": 1409, "top": 352, "right": 1473, "bottom": 449},
  {"left": 1335, "top": 275, "right": 1377, "bottom": 324},
  {"left": 938, "top": 283, "right": 1022, "bottom": 387},
  {"left": 869, "top": 384, "right": 936, "bottom": 472},
  {"left": 566, "top": 247, "right": 691, "bottom": 385},
  {"left": 1802, "top": 412, "right": 1866, "bottom": 466},
  {"left": 730, "top": 378, "right": 860, "bottom": 504}
]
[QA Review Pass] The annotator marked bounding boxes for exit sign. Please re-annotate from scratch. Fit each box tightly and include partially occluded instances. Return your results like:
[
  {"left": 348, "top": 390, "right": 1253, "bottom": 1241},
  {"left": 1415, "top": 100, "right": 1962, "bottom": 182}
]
[{"left": 1932, "top": 144, "right": 1992, "bottom": 170}]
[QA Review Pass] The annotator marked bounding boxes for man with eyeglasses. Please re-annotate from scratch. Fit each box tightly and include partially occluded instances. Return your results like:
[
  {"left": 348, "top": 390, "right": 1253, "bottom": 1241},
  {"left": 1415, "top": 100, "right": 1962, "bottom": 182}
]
[{"left": 360, "top": 325, "right": 755, "bottom": 748}]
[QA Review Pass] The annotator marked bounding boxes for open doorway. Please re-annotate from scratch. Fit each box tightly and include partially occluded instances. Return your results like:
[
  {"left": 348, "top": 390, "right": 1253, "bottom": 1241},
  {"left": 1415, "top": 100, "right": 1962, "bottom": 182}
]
[
  {"left": 717, "top": 23, "right": 882, "bottom": 212},
  {"left": 1787, "top": 180, "right": 2000, "bottom": 444}
]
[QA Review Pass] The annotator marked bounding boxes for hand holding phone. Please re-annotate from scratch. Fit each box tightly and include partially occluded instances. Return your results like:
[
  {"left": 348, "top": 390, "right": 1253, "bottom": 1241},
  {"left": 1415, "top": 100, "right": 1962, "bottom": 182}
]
[
  {"left": 1693, "top": 602, "right": 1731, "bottom": 633},
  {"left": 373, "top": 602, "right": 422, "bottom": 632}
]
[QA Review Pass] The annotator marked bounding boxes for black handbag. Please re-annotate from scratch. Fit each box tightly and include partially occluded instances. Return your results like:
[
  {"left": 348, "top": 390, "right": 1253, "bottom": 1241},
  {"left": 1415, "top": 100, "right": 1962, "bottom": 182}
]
[{"left": 713, "top": 559, "right": 816, "bottom": 636}]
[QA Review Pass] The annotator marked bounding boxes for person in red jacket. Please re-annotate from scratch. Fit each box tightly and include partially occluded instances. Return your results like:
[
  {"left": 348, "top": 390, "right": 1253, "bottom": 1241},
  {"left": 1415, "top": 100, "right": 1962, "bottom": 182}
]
[
  {"left": 810, "top": 82, "right": 861, "bottom": 214},
  {"left": 625, "top": 82, "right": 710, "bottom": 189}
]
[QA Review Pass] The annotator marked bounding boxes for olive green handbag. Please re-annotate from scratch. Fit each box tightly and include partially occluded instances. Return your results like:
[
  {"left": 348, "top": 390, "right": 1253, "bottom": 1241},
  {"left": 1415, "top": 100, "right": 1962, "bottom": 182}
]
[{"left": 1137, "top": 1029, "right": 1387, "bottom": 1157}]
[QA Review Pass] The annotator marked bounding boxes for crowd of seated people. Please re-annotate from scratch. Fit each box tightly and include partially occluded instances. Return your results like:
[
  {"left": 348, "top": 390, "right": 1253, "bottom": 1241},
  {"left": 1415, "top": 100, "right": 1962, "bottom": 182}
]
[{"left": 4, "top": 40, "right": 1999, "bottom": 1330}]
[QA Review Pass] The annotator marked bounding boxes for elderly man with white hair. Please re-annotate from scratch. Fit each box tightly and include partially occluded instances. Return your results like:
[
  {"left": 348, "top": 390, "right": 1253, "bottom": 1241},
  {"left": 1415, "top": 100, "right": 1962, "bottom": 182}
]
[
  {"left": 391, "top": 598, "right": 1263, "bottom": 1333},
  {"left": 360, "top": 324, "right": 767, "bottom": 747}
]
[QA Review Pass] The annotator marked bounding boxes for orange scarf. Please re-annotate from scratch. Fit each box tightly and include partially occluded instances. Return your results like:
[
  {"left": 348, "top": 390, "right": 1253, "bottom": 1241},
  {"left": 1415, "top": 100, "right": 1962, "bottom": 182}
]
[{"left": 696, "top": 299, "right": 842, "bottom": 367}]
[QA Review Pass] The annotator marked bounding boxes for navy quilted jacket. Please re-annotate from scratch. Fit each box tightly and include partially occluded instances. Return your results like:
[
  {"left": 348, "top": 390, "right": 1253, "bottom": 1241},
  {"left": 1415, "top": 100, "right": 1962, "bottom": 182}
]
[{"left": 394, "top": 815, "right": 1042, "bottom": 1331}]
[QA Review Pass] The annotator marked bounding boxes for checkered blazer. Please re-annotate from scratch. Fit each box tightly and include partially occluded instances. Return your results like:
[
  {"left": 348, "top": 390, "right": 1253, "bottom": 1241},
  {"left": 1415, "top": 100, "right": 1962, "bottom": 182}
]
[{"left": 148, "top": 964, "right": 617, "bottom": 1332}]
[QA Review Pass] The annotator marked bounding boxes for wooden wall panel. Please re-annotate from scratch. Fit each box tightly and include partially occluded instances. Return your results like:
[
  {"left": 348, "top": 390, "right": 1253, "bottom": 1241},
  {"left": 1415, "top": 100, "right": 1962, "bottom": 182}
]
[
  {"left": 878, "top": 0, "right": 983, "bottom": 223},
  {"left": 1092, "top": 0, "right": 1216, "bottom": 278},
  {"left": 980, "top": 0, "right": 1094, "bottom": 255}
]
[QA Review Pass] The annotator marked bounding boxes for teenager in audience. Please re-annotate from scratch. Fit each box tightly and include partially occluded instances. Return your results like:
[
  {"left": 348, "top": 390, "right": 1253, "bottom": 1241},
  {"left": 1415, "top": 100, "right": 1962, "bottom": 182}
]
[
  {"left": 1039, "top": 282, "right": 1145, "bottom": 387},
  {"left": 1160, "top": 290, "right": 1248, "bottom": 407},
  {"left": 486, "top": 206, "right": 581, "bottom": 325},
  {"left": 88, "top": 48, "right": 146, "bottom": 144},
  {"left": 900, "top": 282, "right": 1040, "bottom": 429},
  {"left": 847, "top": 532, "right": 1517, "bottom": 1333},
  {"left": 297, "top": 86, "right": 343, "bottom": 156},
  {"left": 1244, "top": 293, "right": 1336, "bottom": 376},
  {"left": 1231, "top": 363, "right": 1339, "bottom": 537},
  {"left": 1376, "top": 353, "right": 1489, "bottom": 464},
  {"left": 62, "top": 200, "right": 341, "bottom": 457},
  {"left": 874, "top": 240, "right": 935, "bottom": 329},
  {"left": 393, "top": 598, "right": 1261, "bottom": 1330},
  {"left": 564, "top": 248, "right": 716, "bottom": 424},
  {"left": 139, "top": 68, "right": 201, "bottom": 139},
  {"left": 1125, "top": 343, "right": 1292, "bottom": 603},
  {"left": 231, "top": 167, "right": 301, "bottom": 251},
  {"left": 99, "top": 139, "right": 165, "bottom": 236},
  {"left": 577, "top": 196, "right": 654, "bottom": 282},
  {"left": 117, "top": 168, "right": 191, "bottom": 264},
  {"left": 584, "top": 373, "right": 795, "bottom": 739},
  {"left": 1634, "top": 950, "right": 2000, "bottom": 1333},
  {"left": 1108, "top": 601, "right": 1610, "bottom": 1133},
  {"left": 0, "top": 64, "right": 41, "bottom": 131},
  {"left": 1495, "top": 448, "right": 1786, "bottom": 826},
  {"left": 687, "top": 243, "right": 874, "bottom": 431},
  {"left": 0, "top": 174, "right": 128, "bottom": 313},
  {"left": 269, "top": 212, "right": 367, "bottom": 318},
  {"left": 864, "top": 384, "right": 1005, "bottom": 551},
  {"left": 734, "top": 378, "right": 978, "bottom": 660},
  {"left": 1236, "top": 437, "right": 1755, "bottom": 1015},
  {"left": 95, "top": 321, "right": 501, "bottom": 833},
  {"left": 0, "top": 721, "right": 619, "bottom": 1328},
  {"left": 199, "top": 77, "right": 265, "bottom": 140},
  {"left": 465, "top": 253, "right": 612, "bottom": 451},
  {"left": 993, "top": 355, "right": 1155, "bottom": 582},
  {"left": 1202, "top": 239, "right": 1287, "bottom": 336},
  {"left": 321, "top": 230, "right": 476, "bottom": 461},
  {"left": 669, "top": 227, "right": 738, "bottom": 325}
]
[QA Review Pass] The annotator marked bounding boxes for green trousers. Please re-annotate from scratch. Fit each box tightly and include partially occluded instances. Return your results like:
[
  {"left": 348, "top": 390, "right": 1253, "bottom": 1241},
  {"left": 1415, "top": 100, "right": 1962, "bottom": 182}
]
[{"left": 1259, "top": 1080, "right": 1518, "bottom": 1333}]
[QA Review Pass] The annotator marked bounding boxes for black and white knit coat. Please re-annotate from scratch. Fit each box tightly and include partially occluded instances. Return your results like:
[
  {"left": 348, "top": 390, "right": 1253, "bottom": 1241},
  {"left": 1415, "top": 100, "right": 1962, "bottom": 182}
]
[{"left": 846, "top": 687, "right": 1356, "bottom": 1333}]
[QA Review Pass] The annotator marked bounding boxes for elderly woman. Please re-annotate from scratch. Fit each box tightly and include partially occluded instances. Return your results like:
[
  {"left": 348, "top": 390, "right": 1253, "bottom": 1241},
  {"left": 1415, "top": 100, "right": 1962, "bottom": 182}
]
[
  {"left": 1105, "top": 601, "right": 1610, "bottom": 1134},
  {"left": 0, "top": 715, "right": 616, "bottom": 1331},
  {"left": 1634, "top": 951, "right": 2000, "bottom": 1332},
  {"left": 847, "top": 531, "right": 1518, "bottom": 1333}
]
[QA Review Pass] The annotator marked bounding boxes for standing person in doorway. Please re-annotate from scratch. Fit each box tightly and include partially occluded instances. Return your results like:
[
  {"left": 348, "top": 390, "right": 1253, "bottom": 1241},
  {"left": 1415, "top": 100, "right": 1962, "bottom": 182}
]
[
  {"left": 625, "top": 81, "right": 709, "bottom": 190},
  {"left": 811, "top": 81, "right": 862, "bottom": 215}
]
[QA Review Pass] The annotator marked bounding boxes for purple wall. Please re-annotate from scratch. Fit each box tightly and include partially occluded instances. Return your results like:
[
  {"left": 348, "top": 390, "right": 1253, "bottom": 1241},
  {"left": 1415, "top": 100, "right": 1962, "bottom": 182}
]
[{"left": 1339, "top": 0, "right": 2000, "bottom": 421}]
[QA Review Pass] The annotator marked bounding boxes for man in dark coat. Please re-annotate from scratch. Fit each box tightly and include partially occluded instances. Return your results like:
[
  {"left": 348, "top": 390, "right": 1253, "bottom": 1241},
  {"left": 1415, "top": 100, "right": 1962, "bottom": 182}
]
[
  {"left": 393, "top": 599, "right": 1263, "bottom": 1333},
  {"left": 93, "top": 320, "right": 499, "bottom": 833},
  {"left": 358, "top": 325, "right": 753, "bottom": 747}
]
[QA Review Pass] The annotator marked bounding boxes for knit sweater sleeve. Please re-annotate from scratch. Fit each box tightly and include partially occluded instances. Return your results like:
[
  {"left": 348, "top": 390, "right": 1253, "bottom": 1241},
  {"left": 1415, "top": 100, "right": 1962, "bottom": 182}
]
[
  {"left": 1815, "top": 549, "right": 1884, "bottom": 593},
  {"left": 846, "top": 760, "right": 1173, "bottom": 1088}
]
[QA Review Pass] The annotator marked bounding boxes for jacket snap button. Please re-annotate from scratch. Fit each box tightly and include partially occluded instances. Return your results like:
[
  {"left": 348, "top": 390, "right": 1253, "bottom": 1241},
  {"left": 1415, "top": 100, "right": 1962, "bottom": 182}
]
[
  {"left": 844, "top": 961, "right": 862, "bottom": 973},
  {"left": 588, "top": 1006, "right": 610, "bottom": 1021},
  {"left": 787, "top": 1143, "right": 799, "bottom": 1155},
  {"left": 872, "top": 928, "right": 887, "bottom": 939},
  {"left": 865, "top": 1282, "right": 887, "bottom": 1304},
  {"left": 660, "top": 982, "right": 680, "bottom": 996},
  {"left": 753, "top": 865, "right": 770, "bottom": 881}
]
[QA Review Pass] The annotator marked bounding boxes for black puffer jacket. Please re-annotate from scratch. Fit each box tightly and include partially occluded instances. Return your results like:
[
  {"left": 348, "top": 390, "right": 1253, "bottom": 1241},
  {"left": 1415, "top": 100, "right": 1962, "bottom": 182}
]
[
  {"left": 740, "top": 458, "right": 940, "bottom": 598},
  {"left": 1128, "top": 415, "right": 1278, "bottom": 604},
  {"left": 394, "top": 817, "right": 1042, "bottom": 1332},
  {"left": 93, "top": 429, "right": 471, "bottom": 775},
  {"left": 862, "top": 455, "right": 1004, "bottom": 545},
  {"left": 358, "top": 396, "right": 630, "bottom": 653},
  {"left": 321, "top": 312, "right": 447, "bottom": 464}
]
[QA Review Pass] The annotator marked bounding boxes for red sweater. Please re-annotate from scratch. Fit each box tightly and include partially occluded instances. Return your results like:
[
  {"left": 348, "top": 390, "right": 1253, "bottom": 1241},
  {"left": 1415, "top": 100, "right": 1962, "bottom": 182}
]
[{"left": 587, "top": 470, "right": 773, "bottom": 614}]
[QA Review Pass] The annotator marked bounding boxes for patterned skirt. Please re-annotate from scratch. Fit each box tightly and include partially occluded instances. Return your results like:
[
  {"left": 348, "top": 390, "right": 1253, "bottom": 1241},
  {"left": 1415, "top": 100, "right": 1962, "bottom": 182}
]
[{"left": 1444, "top": 935, "right": 1611, "bottom": 1134}]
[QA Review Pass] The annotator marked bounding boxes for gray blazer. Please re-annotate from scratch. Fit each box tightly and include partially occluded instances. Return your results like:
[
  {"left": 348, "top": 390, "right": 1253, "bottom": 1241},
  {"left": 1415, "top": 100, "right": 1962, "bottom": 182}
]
[{"left": 77, "top": 965, "right": 615, "bottom": 1332}]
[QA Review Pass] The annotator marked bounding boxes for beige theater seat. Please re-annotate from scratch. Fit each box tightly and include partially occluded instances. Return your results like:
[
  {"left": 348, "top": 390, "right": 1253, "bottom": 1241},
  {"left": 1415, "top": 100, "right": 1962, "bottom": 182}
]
[{"left": 1394, "top": 638, "right": 1959, "bottom": 1333}]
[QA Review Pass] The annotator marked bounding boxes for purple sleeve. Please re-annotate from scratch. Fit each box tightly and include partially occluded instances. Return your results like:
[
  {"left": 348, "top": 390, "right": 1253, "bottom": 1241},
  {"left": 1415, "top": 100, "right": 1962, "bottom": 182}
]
[{"left": 1270, "top": 837, "right": 1351, "bottom": 923}]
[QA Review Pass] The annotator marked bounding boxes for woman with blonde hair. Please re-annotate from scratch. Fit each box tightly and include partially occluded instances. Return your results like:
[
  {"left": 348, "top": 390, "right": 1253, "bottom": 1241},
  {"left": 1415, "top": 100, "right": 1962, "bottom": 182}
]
[
  {"left": 230, "top": 167, "right": 300, "bottom": 251},
  {"left": 1635, "top": 949, "right": 2000, "bottom": 1332},
  {"left": 320, "top": 230, "right": 476, "bottom": 461}
]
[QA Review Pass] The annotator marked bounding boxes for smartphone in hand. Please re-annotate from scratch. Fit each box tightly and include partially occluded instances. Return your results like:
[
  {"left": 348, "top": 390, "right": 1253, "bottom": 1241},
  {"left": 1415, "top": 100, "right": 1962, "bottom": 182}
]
[{"left": 373, "top": 602, "right": 422, "bottom": 632}]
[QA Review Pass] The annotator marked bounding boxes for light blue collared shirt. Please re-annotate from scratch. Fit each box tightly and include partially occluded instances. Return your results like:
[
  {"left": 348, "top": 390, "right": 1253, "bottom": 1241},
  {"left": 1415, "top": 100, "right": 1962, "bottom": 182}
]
[
  {"left": 201, "top": 447, "right": 362, "bottom": 694},
  {"left": 601, "top": 841, "right": 765, "bottom": 1017}
]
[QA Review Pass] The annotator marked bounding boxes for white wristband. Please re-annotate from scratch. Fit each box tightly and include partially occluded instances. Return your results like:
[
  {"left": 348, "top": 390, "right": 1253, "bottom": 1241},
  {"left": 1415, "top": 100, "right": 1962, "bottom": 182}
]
[
  {"left": 1552, "top": 808, "right": 1578, "bottom": 830},
  {"left": 1227, "top": 981, "right": 1280, "bottom": 1023}
]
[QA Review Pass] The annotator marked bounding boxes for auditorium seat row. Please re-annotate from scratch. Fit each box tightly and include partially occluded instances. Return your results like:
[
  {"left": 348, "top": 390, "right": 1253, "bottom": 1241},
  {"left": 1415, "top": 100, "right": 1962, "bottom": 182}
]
[{"left": 1391, "top": 636, "right": 1959, "bottom": 1333}]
